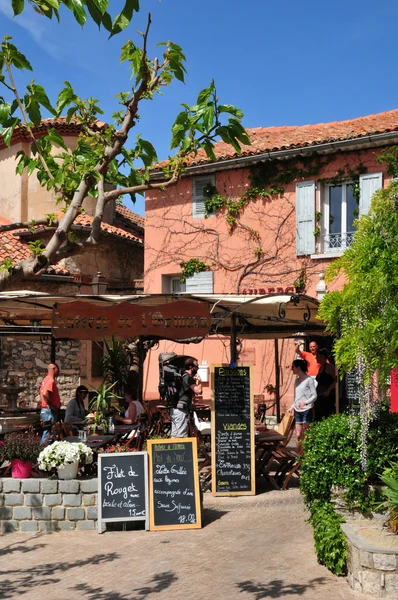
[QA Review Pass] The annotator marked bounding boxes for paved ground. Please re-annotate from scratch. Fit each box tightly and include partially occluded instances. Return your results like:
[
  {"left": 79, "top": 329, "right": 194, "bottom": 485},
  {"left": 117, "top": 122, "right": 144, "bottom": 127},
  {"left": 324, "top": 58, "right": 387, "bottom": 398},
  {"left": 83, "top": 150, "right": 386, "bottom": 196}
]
[{"left": 0, "top": 486, "right": 372, "bottom": 600}]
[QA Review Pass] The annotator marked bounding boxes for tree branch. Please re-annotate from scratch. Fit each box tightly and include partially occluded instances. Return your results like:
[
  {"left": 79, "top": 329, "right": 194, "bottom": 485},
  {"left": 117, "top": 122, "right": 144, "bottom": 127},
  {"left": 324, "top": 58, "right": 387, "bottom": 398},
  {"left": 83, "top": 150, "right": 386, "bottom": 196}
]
[
  {"left": 87, "top": 175, "right": 105, "bottom": 244},
  {"left": 0, "top": 218, "right": 58, "bottom": 234},
  {"left": 5, "top": 61, "right": 55, "bottom": 184}
]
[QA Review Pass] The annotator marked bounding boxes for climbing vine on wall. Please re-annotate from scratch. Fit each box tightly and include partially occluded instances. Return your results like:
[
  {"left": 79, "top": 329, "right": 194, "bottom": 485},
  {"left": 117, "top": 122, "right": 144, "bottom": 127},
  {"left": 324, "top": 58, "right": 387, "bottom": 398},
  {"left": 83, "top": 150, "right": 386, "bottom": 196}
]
[
  {"left": 204, "top": 154, "right": 333, "bottom": 230},
  {"left": 179, "top": 258, "right": 210, "bottom": 282},
  {"left": 203, "top": 153, "right": 370, "bottom": 234}
]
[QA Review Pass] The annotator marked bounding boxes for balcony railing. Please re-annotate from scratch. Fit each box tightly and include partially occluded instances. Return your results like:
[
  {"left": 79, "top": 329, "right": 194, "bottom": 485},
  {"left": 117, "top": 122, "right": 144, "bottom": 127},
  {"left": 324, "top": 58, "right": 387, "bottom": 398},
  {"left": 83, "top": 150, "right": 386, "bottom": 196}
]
[{"left": 321, "top": 232, "right": 355, "bottom": 254}]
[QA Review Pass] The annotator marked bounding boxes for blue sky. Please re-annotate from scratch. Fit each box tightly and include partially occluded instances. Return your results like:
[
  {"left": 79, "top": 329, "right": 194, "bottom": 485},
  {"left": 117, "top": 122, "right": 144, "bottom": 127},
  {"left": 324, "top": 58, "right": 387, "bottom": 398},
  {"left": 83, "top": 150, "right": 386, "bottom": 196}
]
[{"left": 1, "top": 0, "right": 398, "bottom": 216}]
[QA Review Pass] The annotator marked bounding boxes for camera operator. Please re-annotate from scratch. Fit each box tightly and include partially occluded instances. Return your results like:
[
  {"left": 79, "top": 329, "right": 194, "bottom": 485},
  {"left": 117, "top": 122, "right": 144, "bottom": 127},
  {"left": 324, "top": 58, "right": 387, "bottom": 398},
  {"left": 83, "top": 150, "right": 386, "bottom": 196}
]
[{"left": 171, "top": 357, "right": 202, "bottom": 437}]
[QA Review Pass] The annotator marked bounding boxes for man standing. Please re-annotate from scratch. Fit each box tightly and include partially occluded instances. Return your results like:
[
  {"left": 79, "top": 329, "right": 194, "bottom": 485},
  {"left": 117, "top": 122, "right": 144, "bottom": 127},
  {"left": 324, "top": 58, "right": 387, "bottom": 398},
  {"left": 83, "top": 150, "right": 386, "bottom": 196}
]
[
  {"left": 295, "top": 340, "right": 320, "bottom": 378},
  {"left": 171, "top": 358, "right": 202, "bottom": 438},
  {"left": 39, "top": 363, "right": 61, "bottom": 445}
]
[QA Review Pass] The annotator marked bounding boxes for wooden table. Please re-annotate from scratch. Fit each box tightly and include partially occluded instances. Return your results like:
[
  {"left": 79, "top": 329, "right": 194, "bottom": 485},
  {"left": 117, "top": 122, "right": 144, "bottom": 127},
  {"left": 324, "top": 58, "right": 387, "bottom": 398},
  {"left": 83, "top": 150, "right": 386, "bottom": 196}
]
[
  {"left": 255, "top": 428, "right": 287, "bottom": 489},
  {"left": 64, "top": 434, "right": 117, "bottom": 450}
]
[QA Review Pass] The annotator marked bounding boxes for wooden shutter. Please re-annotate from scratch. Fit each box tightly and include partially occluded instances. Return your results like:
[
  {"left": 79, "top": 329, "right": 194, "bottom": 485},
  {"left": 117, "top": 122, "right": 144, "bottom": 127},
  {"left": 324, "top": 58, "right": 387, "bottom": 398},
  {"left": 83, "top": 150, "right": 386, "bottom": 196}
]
[
  {"left": 192, "top": 176, "right": 214, "bottom": 218},
  {"left": 296, "top": 181, "right": 316, "bottom": 255},
  {"left": 359, "top": 172, "right": 382, "bottom": 216},
  {"left": 185, "top": 271, "right": 214, "bottom": 293}
]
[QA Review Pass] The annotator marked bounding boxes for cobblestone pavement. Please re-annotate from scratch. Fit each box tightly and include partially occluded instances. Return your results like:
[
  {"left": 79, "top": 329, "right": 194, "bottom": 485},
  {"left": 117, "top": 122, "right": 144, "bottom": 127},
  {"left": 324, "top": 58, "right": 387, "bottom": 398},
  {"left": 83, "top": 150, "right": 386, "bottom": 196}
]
[{"left": 0, "top": 487, "right": 373, "bottom": 600}]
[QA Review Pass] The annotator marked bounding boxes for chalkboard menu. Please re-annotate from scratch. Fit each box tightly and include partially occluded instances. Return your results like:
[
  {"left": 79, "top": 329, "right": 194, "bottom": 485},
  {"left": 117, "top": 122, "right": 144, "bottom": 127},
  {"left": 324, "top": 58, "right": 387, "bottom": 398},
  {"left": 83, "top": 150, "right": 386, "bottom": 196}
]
[
  {"left": 97, "top": 452, "right": 149, "bottom": 533},
  {"left": 147, "top": 438, "right": 202, "bottom": 531},
  {"left": 212, "top": 364, "right": 255, "bottom": 496},
  {"left": 345, "top": 369, "right": 360, "bottom": 408}
]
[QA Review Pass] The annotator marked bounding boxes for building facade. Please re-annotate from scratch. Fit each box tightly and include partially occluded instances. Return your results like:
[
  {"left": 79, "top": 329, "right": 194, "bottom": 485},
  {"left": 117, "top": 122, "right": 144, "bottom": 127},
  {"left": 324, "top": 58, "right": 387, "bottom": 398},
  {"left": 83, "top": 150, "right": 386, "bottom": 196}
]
[
  {"left": 0, "top": 119, "right": 144, "bottom": 407},
  {"left": 144, "top": 109, "right": 398, "bottom": 411}
]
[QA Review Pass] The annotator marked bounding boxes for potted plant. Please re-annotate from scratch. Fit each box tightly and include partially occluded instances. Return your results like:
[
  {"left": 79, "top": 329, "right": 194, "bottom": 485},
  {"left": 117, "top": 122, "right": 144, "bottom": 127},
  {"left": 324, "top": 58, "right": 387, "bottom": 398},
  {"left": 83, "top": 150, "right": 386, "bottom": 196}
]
[
  {"left": 379, "top": 462, "right": 398, "bottom": 533},
  {"left": 89, "top": 381, "right": 120, "bottom": 433},
  {"left": 0, "top": 432, "right": 41, "bottom": 478},
  {"left": 38, "top": 441, "right": 93, "bottom": 479},
  {"left": 294, "top": 268, "right": 307, "bottom": 294}
]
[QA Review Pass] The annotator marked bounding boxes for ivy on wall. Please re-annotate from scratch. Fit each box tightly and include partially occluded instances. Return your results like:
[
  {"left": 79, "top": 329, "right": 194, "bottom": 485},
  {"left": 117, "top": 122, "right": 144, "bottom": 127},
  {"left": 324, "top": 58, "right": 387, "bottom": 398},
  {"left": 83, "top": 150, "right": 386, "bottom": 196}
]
[
  {"left": 203, "top": 152, "right": 370, "bottom": 234},
  {"left": 179, "top": 258, "right": 209, "bottom": 282}
]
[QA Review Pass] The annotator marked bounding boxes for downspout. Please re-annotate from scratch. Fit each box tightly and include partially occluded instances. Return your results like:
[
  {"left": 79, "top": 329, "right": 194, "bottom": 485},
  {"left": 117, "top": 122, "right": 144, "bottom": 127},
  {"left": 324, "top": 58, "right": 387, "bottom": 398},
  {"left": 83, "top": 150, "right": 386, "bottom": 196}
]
[{"left": 274, "top": 339, "right": 281, "bottom": 423}]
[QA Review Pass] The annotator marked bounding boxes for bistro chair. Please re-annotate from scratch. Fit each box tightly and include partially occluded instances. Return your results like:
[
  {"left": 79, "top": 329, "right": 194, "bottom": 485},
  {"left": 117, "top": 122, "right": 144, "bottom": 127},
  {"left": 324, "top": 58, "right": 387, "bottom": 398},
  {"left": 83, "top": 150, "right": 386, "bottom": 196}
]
[{"left": 271, "top": 414, "right": 302, "bottom": 489}]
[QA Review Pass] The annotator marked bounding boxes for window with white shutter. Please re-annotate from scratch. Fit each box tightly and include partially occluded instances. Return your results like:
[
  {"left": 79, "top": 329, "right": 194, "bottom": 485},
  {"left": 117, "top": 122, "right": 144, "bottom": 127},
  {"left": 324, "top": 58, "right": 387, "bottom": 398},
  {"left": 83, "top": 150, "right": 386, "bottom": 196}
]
[
  {"left": 322, "top": 182, "right": 358, "bottom": 253},
  {"left": 185, "top": 271, "right": 214, "bottom": 294},
  {"left": 359, "top": 172, "right": 382, "bottom": 216},
  {"left": 296, "top": 181, "right": 316, "bottom": 255},
  {"left": 192, "top": 175, "right": 215, "bottom": 219}
]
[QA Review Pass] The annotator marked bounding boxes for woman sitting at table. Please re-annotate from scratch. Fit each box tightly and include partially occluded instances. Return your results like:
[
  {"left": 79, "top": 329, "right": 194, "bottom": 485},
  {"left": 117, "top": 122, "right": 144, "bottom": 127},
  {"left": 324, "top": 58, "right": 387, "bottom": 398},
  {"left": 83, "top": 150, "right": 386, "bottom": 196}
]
[
  {"left": 288, "top": 359, "right": 317, "bottom": 452},
  {"left": 65, "top": 386, "right": 88, "bottom": 433},
  {"left": 115, "top": 389, "right": 145, "bottom": 430}
]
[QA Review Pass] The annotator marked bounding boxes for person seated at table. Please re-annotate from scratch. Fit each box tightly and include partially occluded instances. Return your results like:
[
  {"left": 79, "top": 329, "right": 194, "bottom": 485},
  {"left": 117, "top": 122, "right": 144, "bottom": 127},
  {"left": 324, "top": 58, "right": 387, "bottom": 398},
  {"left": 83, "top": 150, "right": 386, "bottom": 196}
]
[
  {"left": 115, "top": 389, "right": 145, "bottom": 428},
  {"left": 314, "top": 349, "right": 336, "bottom": 421},
  {"left": 65, "top": 386, "right": 88, "bottom": 433},
  {"left": 288, "top": 359, "right": 317, "bottom": 452}
]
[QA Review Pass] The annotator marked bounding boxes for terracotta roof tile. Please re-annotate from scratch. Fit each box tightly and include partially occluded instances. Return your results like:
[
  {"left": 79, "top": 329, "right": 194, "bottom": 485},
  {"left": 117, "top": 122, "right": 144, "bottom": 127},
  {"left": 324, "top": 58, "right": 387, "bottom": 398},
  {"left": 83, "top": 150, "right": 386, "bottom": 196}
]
[
  {"left": 0, "top": 117, "right": 107, "bottom": 151},
  {"left": 0, "top": 229, "right": 68, "bottom": 274},
  {"left": 115, "top": 204, "right": 144, "bottom": 228},
  {"left": 71, "top": 212, "right": 143, "bottom": 243},
  {"left": 155, "top": 109, "right": 398, "bottom": 170}
]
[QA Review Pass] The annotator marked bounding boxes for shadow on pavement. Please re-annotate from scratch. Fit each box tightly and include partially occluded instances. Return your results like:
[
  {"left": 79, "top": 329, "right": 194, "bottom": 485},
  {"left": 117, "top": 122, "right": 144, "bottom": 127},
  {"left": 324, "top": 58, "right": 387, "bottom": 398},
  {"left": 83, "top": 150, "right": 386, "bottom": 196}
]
[
  {"left": 71, "top": 571, "right": 178, "bottom": 599},
  {"left": 0, "top": 535, "right": 47, "bottom": 557},
  {"left": 202, "top": 508, "right": 229, "bottom": 526},
  {"left": 0, "top": 552, "right": 120, "bottom": 598},
  {"left": 236, "top": 577, "right": 329, "bottom": 598}
]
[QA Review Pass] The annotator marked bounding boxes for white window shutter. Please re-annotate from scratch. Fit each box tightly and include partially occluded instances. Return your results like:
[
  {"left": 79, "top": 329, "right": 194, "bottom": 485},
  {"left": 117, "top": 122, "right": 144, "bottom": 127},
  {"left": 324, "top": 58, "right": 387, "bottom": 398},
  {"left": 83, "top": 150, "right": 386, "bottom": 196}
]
[
  {"left": 296, "top": 181, "right": 316, "bottom": 255},
  {"left": 359, "top": 173, "right": 382, "bottom": 216},
  {"left": 185, "top": 271, "right": 214, "bottom": 294},
  {"left": 192, "top": 176, "right": 214, "bottom": 219}
]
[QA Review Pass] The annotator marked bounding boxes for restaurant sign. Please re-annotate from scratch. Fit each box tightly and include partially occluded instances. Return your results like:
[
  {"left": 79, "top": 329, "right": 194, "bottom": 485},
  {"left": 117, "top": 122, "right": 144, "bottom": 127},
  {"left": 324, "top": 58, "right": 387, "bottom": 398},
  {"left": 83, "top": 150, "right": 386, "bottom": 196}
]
[{"left": 52, "top": 300, "right": 212, "bottom": 341}]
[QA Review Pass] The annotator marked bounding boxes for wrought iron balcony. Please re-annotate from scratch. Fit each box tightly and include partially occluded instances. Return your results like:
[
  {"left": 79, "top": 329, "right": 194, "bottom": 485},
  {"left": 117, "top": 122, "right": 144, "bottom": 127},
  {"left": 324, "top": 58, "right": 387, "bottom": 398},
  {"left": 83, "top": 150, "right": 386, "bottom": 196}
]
[{"left": 321, "top": 232, "right": 355, "bottom": 253}]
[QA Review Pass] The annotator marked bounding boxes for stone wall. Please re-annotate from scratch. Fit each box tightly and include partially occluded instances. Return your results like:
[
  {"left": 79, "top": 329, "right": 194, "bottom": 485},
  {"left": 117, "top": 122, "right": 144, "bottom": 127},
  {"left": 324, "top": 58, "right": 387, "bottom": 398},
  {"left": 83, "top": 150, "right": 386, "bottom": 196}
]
[
  {"left": 0, "top": 477, "right": 98, "bottom": 532},
  {"left": 342, "top": 522, "right": 398, "bottom": 598},
  {"left": 0, "top": 337, "right": 81, "bottom": 407}
]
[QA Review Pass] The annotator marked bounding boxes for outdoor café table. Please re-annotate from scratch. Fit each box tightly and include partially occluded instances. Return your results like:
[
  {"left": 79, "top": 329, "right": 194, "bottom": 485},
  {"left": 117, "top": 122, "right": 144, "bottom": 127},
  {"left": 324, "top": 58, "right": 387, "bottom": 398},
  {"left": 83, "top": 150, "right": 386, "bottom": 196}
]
[
  {"left": 255, "top": 428, "right": 287, "bottom": 490},
  {"left": 64, "top": 434, "right": 117, "bottom": 450}
]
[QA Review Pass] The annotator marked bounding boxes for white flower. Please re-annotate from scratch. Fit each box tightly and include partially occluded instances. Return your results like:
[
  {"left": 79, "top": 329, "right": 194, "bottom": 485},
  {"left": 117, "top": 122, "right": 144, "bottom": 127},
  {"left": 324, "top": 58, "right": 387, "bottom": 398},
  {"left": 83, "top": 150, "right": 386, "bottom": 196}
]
[{"left": 38, "top": 441, "right": 93, "bottom": 471}]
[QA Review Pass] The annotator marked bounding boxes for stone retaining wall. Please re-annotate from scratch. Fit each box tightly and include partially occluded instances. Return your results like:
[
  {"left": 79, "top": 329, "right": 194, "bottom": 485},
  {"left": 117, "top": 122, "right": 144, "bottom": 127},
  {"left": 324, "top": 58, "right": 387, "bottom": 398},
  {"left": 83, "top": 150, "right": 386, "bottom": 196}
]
[
  {"left": 0, "top": 477, "right": 98, "bottom": 532},
  {"left": 342, "top": 523, "right": 398, "bottom": 598}
]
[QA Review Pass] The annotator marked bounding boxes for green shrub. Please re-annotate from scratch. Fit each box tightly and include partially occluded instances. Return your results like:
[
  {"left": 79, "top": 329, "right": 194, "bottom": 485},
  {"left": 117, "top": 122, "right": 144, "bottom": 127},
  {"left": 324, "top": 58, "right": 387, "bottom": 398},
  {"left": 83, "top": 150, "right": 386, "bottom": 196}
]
[
  {"left": 300, "top": 414, "right": 368, "bottom": 509},
  {"left": 301, "top": 408, "right": 398, "bottom": 576},
  {"left": 366, "top": 406, "right": 398, "bottom": 477},
  {"left": 301, "top": 409, "right": 398, "bottom": 511},
  {"left": 309, "top": 500, "right": 348, "bottom": 576}
]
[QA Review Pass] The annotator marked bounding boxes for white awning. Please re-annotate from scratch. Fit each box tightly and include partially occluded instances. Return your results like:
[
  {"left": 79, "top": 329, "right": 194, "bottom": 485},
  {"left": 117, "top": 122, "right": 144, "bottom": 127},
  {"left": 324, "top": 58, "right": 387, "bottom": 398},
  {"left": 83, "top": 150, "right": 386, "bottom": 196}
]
[{"left": 0, "top": 292, "right": 325, "bottom": 340}]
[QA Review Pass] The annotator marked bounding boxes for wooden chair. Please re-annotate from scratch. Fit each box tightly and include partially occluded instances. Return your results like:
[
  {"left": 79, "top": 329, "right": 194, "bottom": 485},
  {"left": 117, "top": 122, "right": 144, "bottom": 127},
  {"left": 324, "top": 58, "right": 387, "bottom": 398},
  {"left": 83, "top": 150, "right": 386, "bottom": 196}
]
[
  {"left": 124, "top": 420, "right": 147, "bottom": 451},
  {"left": 271, "top": 414, "right": 302, "bottom": 489}
]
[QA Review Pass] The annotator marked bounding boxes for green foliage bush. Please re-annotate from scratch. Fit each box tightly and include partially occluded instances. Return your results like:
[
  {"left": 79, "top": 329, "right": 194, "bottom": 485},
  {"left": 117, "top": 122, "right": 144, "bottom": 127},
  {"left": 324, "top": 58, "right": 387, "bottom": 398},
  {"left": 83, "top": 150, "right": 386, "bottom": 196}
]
[
  {"left": 300, "top": 414, "right": 367, "bottom": 508},
  {"left": 301, "top": 408, "right": 398, "bottom": 575},
  {"left": 301, "top": 407, "right": 398, "bottom": 511},
  {"left": 309, "top": 500, "right": 348, "bottom": 576}
]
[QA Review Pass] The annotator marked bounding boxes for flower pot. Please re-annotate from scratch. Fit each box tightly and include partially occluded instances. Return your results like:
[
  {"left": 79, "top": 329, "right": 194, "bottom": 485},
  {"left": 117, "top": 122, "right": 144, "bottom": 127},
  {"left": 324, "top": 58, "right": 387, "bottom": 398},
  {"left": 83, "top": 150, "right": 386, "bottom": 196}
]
[
  {"left": 11, "top": 459, "right": 33, "bottom": 479},
  {"left": 57, "top": 461, "right": 79, "bottom": 480}
]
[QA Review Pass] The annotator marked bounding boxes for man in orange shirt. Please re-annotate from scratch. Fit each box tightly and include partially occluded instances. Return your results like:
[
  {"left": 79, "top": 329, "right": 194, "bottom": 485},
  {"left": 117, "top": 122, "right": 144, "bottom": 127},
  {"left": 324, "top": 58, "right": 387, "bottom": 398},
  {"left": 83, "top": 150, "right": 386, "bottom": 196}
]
[
  {"left": 39, "top": 363, "right": 61, "bottom": 445},
  {"left": 295, "top": 340, "right": 320, "bottom": 377}
]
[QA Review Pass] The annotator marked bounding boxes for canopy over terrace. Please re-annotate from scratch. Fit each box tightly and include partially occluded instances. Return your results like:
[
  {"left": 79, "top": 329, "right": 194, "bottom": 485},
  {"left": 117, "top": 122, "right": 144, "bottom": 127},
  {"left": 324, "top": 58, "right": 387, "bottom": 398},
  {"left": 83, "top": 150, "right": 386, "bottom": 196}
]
[
  {"left": 0, "top": 291, "right": 325, "bottom": 341},
  {"left": 0, "top": 291, "right": 326, "bottom": 419}
]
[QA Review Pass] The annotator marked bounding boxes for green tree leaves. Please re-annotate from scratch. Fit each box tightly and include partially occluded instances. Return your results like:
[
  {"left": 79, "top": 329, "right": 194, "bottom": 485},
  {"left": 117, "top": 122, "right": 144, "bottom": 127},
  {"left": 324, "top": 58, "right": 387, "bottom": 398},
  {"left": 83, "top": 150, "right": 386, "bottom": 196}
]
[
  {"left": 170, "top": 80, "right": 249, "bottom": 160},
  {"left": 320, "top": 180, "right": 398, "bottom": 386},
  {"left": 10, "top": 0, "right": 139, "bottom": 36}
]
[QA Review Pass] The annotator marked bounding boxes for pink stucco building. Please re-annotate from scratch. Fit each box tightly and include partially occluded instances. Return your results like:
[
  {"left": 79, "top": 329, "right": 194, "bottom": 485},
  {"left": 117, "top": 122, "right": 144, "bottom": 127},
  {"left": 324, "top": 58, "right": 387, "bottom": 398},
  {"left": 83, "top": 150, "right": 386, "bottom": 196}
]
[{"left": 143, "top": 109, "right": 398, "bottom": 411}]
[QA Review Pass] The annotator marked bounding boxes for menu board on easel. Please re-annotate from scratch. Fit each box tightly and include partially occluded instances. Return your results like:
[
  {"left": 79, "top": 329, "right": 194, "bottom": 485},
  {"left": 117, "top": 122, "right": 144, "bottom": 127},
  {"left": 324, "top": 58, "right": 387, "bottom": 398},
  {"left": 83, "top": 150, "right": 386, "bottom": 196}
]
[
  {"left": 147, "top": 438, "right": 202, "bottom": 531},
  {"left": 211, "top": 364, "right": 255, "bottom": 496},
  {"left": 97, "top": 452, "right": 149, "bottom": 533}
]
